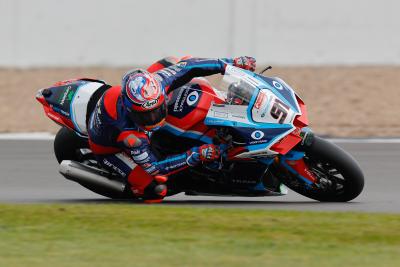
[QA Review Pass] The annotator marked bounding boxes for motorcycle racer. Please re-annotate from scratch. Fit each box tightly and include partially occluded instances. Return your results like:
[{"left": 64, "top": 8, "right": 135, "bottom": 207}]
[{"left": 87, "top": 56, "right": 256, "bottom": 202}]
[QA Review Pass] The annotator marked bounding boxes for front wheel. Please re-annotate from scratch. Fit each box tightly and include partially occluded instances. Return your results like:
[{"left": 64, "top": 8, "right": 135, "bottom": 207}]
[{"left": 272, "top": 136, "right": 364, "bottom": 202}]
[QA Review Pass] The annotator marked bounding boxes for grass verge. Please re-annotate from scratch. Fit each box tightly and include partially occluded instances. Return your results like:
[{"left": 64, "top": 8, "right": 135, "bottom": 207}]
[{"left": 0, "top": 204, "right": 399, "bottom": 267}]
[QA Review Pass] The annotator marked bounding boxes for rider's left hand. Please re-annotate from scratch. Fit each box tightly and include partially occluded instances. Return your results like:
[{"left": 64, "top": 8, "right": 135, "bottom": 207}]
[
  {"left": 199, "top": 144, "right": 221, "bottom": 162},
  {"left": 186, "top": 144, "right": 222, "bottom": 166},
  {"left": 233, "top": 56, "right": 256, "bottom": 72}
]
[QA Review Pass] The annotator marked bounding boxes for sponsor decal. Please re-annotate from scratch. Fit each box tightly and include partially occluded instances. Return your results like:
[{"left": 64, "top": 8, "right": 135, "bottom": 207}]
[
  {"left": 232, "top": 179, "right": 257, "bottom": 185},
  {"left": 91, "top": 107, "right": 102, "bottom": 128},
  {"left": 90, "top": 105, "right": 103, "bottom": 128},
  {"left": 213, "top": 111, "right": 228, "bottom": 118},
  {"left": 144, "top": 165, "right": 157, "bottom": 174},
  {"left": 173, "top": 87, "right": 190, "bottom": 112},
  {"left": 186, "top": 91, "right": 199, "bottom": 106},
  {"left": 60, "top": 109, "right": 70, "bottom": 117},
  {"left": 272, "top": 81, "right": 283, "bottom": 90},
  {"left": 232, "top": 114, "right": 246, "bottom": 119},
  {"left": 58, "top": 86, "right": 74, "bottom": 106},
  {"left": 141, "top": 99, "right": 158, "bottom": 109},
  {"left": 153, "top": 74, "right": 163, "bottom": 82},
  {"left": 228, "top": 65, "right": 246, "bottom": 76},
  {"left": 249, "top": 139, "right": 268, "bottom": 145},
  {"left": 170, "top": 85, "right": 202, "bottom": 118},
  {"left": 46, "top": 111, "right": 61, "bottom": 122},
  {"left": 226, "top": 65, "right": 263, "bottom": 87},
  {"left": 131, "top": 149, "right": 141, "bottom": 155},
  {"left": 159, "top": 68, "right": 176, "bottom": 77},
  {"left": 260, "top": 103, "right": 269, "bottom": 118},
  {"left": 165, "top": 161, "right": 186, "bottom": 171},
  {"left": 95, "top": 115, "right": 102, "bottom": 127},
  {"left": 169, "top": 62, "right": 187, "bottom": 72},
  {"left": 176, "top": 62, "right": 187, "bottom": 68},
  {"left": 251, "top": 130, "right": 265, "bottom": 140},
  {"left": 103, "top": 159, "right": 126, "bottom": 177},
  {"left": 137, "top": 157, "right": 150, "bottom": 164},
  {"left": 142, "top": 163, "right": 152, "bottom": 168},
  {"left": 132, "top": 152, "right": 149, "bottom": 162},
  {"left": 254, "top": 91, "right": 267, "bottom": 109},
  {"left": 206, "top": 119, "right": 227, "bottom": 125}
]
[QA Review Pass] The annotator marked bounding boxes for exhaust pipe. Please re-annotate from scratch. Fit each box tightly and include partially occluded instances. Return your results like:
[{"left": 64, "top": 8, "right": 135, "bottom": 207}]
[{"left": 59, "top": 160, "right": 127, "bottom": 197}]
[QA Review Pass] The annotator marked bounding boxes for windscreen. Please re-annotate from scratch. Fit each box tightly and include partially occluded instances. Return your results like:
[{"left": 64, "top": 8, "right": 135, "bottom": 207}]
[{"left": 218, "top": 65, "right": 261, "bottom": 106}]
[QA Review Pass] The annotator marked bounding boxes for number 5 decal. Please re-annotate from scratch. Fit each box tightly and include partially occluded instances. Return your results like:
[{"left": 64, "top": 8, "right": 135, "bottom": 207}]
[{"left": 270, "top": 99, "right": 289, "bottom": 123}]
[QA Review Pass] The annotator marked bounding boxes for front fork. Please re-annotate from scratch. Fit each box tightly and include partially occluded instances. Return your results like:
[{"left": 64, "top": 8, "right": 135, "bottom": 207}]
[
  {"left": 278, "top": 150, "right": 318, "bottom": 185},
  {"left": 277, "top": 128, "right": 319, "bottom": 186},
  {"left": 255, "top": 129, "right": 318, "bottom": 192},
  {"left": 253, "top": 150, "right": 318, "bottom": 195}
]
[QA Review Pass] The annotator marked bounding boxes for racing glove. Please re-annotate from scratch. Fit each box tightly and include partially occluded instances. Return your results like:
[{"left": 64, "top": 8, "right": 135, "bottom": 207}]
[
  {"left": 186, "top": 144, "right": 221, "bottom": 166},
  {"left": 233, "top": 56, "right": 256, "bottom": 72}
]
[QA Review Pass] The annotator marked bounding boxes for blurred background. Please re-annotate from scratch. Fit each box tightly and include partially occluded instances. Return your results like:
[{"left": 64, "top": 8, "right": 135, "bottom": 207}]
[{"left": 1, "top": 0, "right": 399, "bottom": 136}]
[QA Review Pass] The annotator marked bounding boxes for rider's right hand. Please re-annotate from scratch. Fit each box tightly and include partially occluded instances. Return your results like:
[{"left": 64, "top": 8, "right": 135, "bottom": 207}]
[{"left": 233, "top": 56, "right": 256, "bottom": 72}]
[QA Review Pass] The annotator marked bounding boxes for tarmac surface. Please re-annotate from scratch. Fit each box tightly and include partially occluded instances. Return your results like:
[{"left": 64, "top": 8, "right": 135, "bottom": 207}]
[{"left": 0, "top": 139, "right": 399, "bottom": 213}]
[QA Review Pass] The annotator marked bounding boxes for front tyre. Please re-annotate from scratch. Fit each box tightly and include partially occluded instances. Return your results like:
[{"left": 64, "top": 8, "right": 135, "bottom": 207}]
[{"left": 274, "top": 136, "right": 364, "bottom": 202}]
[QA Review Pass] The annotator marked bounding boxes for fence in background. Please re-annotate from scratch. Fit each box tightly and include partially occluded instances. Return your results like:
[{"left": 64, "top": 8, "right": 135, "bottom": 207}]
[{"left": 1, "top": 0, "right": 399, "bottom": 67}]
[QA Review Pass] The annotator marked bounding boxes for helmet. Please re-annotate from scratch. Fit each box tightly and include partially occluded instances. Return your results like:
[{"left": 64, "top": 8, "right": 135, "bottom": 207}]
[{"left": 121, "top": 69, "right": 167, "bottom": 130}]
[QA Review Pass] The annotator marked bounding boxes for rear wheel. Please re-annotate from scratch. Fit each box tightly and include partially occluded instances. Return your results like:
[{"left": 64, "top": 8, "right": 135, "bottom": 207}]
[
  {"left": 273, "top": 136, "right": 364, "bottom": 202},
  {"left": 54, "top": 127, "right": 89, "bottom": 164},
  {"left": 54, "top": 127, "right": 133, "bottom": 199}
]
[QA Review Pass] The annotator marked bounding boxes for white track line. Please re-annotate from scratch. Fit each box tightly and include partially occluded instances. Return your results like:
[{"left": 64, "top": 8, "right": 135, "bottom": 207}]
[
  {"left": 0, "top": 132, "right": 400, "bottom": 143},
  {"left": 327, "top": 138, "right": 400, "bottom": 143},
  {"left": 0, "top": 132, "right": 55, "bottom": 140}
]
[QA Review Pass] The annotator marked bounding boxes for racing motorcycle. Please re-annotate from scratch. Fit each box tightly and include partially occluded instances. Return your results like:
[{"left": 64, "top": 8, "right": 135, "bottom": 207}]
[{"left": 36, "top": 63, "right": 364, "bottom": 202}]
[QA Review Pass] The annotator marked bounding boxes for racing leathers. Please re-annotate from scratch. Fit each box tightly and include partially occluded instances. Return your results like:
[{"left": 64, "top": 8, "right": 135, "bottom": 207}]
[{"left": 87, "top": 57, "right": 255, "bottom": 200}]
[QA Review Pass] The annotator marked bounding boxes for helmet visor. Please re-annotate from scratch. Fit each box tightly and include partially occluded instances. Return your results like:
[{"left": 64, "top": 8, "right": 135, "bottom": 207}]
[{"left": 127, "top": 102, "right": 167, "bottom": 127}]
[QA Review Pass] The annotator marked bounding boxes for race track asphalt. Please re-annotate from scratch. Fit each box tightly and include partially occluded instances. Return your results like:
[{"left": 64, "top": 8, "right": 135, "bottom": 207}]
[{"left": 0, "top": 139, "right": 399, "bottom": 213}]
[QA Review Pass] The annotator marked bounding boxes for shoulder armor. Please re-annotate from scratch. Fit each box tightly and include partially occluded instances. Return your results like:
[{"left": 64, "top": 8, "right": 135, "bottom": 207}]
[{"left": 123, "top": 134, "right": 142, "bottom": 148}]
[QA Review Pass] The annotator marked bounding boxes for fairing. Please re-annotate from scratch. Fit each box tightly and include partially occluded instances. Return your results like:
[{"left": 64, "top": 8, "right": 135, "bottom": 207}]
[
  {"left": 162, "top": 78, "right": 224, "bottom": 143},
  {"left": 204, "top": 65, "right": 307, "bottom": 158}
]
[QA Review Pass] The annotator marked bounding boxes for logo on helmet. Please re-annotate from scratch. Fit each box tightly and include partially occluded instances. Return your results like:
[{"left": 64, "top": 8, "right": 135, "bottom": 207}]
[{"left": 141, "top": 99, "right": 159, "bottom": 109}]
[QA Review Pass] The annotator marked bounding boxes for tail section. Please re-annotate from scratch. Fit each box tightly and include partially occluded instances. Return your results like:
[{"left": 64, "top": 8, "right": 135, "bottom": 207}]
[{"left": 36, "top": 78, "right": 110, "bottom": 136}]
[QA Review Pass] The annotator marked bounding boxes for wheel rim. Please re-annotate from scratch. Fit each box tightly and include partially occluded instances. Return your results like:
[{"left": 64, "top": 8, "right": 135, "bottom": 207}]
[{"left": 304, "top": 156, "right": 346, "bottom": 196}]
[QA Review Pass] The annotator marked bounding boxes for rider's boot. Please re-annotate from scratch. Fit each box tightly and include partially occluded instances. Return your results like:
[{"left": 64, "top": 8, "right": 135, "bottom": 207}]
[
  {"left": 142, "top": 183, "right": 167, "bottom": 203},
  {"left": 142, "top": 175, "right": 168, "bottom": 203}
]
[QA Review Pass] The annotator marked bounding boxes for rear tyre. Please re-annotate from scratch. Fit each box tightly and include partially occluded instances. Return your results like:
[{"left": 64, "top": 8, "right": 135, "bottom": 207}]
[
  {"left": 274, "top": 136, "right": 364, "bottom": 202},
  {"left": 54, "top": 127, "right": 134, "bottom": 200},
  {"left": 54, "top": 127, "right": 89, "bottom": 163}
]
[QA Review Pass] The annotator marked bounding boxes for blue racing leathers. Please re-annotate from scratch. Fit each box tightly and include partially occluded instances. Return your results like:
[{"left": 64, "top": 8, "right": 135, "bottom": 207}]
[{"left": 87, "top": 57, "right": 233, "bottom": 195}]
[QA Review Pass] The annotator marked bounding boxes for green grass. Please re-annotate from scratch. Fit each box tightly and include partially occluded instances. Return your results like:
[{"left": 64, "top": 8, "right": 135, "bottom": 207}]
[{"left": 0, "top": 204, "right": 399, "bottom": 267}]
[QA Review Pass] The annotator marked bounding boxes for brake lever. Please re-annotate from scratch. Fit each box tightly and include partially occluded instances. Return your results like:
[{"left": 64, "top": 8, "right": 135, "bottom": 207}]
[{"left": 259, "top": 66, "right": 272, "bottom": 75}]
